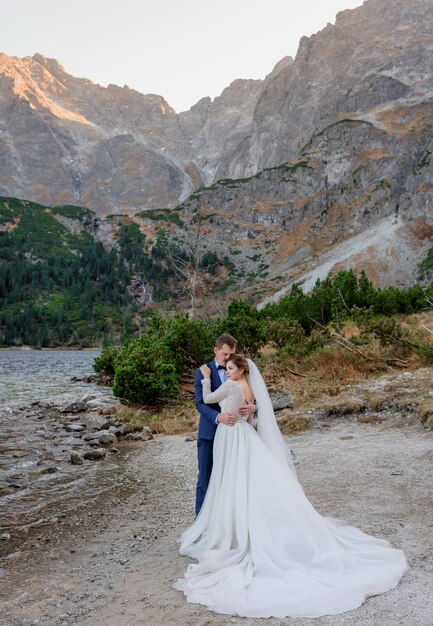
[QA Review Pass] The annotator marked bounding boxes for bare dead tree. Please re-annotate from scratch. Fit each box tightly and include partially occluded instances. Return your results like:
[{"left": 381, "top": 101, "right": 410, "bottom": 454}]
[{"left": 164, "top": 207, "right": 210, "bottom": 319}]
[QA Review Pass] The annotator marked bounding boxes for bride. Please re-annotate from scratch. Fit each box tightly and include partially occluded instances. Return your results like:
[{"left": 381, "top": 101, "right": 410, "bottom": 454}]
[{"left": 174, "top": 354, "right": 407, "bottom": 618}]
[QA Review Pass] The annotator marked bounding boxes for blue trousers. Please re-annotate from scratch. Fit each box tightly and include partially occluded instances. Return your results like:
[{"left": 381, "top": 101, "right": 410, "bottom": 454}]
[{"left": 195, "top": 437, "right": 214, "bottom": 516}]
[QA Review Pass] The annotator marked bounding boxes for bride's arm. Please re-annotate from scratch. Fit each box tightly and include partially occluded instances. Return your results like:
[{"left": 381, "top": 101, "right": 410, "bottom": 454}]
[{"left": 201, "top": 378, "right": 232, "bottom": 404}]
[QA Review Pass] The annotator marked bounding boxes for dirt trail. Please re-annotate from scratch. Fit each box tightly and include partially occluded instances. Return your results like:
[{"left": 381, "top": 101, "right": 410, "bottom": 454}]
[{"left": 1, "top": 415, "right": 432, "bottom": 626}]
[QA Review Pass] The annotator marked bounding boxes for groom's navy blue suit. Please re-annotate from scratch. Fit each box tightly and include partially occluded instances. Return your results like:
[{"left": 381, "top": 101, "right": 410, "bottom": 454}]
[{"left": 194, "top": 360, "right": 224, "bottom": 515}]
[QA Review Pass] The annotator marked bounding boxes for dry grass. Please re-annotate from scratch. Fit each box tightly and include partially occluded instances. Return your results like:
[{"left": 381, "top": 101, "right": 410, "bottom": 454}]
[
  {"left": 357, "top": 414, "right": 385, "bottom": 425},
  {"left": 405, "top": 311, "right": 433, "bottom": 347},
  {"left": 323, "top": 398, "right": 367, "bottom": 417},
  {"left": 419, "top": 397, "right": 433, "bottom": 426},
  {"left": 260, "top": 313, "right": 433, "bottom": 415},
  {"left": 308, "top": 344, "right": 387, "bottom": 383},
  {"left": 367, "top": 395, "right": 390, "bottom": 411},
  {"left": 277, "top": 414, "right": 311, "bottom": 435},
  {"left": 265, "top": 344, "right": 388, "bottom": 412},
  {"left": 114, "top": 401, "right": 198, "bottom": 436},
  {"left": 339, "top": 322, "right": 362, "bottom": 340},
  {"left": 122, "top": 422, "right": 146, "bottom": 434}
]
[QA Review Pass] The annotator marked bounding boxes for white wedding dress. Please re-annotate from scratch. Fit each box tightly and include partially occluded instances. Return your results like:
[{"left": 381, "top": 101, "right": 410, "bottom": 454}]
[{"left": 174, "top": 362, "right": 407, "bottom": 618}]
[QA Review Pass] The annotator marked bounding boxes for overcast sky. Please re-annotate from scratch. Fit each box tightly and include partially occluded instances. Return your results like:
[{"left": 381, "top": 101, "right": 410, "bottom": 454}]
[{"left": 2, "top": 0, "right": 364, "bottom": 112}]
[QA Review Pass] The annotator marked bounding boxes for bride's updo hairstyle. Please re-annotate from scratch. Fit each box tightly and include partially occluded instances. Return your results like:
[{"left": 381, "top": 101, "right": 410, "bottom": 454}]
[{"left": 226, "top": 354, "right": 249, "bottom": 375}]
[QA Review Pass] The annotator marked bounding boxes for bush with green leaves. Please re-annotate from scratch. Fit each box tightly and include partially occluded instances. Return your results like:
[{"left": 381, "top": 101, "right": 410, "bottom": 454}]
[
  {"left": 146, "top": 314, "right": 215, "bottom": 372},
  {"left": 212, "top": 300, "right": 266, "bottom": 356},
  {"left": 95, "top": 271, "right": 433, "bottom": 404},
  {"left": 112, "top": 334, "right": 179, "bottom": 403},
  {"left": 94, "top": 346, "right": 119, "bottom": 376},
  {"left": 263, "top": 270, "right": 428, "bottom": 333},
  {"left": 265, "top": 318, "right": 306, "bottom": 350},
  {"left": 96, "top": 305, "right": 267, "bottom": 403},
  {"left": 106, "top": 315, "right": 217, "bottom": 403}
]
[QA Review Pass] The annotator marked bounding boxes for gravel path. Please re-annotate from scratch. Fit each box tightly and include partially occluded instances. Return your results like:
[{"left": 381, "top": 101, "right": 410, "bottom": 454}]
[{"left": 1, "top": 417, "right": 432, "bottom": 626}]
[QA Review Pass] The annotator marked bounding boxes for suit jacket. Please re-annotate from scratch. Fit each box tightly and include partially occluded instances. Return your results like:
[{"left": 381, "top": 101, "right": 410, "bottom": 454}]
[{"left": 195, "top": 360, "right": 223, "bottom": 440}]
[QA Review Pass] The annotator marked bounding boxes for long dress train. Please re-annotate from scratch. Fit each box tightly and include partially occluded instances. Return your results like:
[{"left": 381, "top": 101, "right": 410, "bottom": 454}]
[{"left": 174, "top": 372, "right": 407, "bottom": 619}]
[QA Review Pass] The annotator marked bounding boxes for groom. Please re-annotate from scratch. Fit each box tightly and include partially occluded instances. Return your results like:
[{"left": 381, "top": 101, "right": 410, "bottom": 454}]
[{"left": 194, "top": 333, "right": 255, "bottom": 515}]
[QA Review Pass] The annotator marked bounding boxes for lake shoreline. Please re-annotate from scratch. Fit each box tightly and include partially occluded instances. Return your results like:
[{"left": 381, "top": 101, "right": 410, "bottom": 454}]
[
  {"left": 1, "top": 415, "right": 432, "bottom": 626},
  {"left": 0, "top": 346, "right": 102, "bottom": 351},
  {"left": 1, "top": 356, "right": 432, "bottom": 625}
]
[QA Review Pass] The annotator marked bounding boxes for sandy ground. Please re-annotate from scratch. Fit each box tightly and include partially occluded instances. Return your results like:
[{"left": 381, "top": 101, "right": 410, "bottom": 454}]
[{"left": 1, "top": 412, "right": 432, "bottom": 626}]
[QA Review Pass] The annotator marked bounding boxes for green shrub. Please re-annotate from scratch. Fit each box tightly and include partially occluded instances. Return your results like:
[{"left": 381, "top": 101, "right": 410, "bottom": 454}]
[
  {"left": 212, "top": 300, "right": 266, "bottom": 356},
  {"left": 94, "top": 346, "right": 119, "bottom": 375},
  {"left": 113, "top": 335, "right": 179, "bottom": 403},
  {"left": 147, "top": 315, "right": 214, "bottom": 372},
  {"left": 265, "top": 318, "right": 306, "bottom": 350},
  {"left": 104, "top": 315, "right": 216, "bottom": 403}
]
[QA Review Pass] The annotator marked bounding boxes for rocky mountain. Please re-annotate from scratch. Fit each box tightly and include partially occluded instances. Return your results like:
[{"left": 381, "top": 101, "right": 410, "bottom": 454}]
[
  {"left": 0, "top": 52, "right": 195, "bottom": 212},
  {"left": 0, "top": 0, "right": 432, "bottom": 301},
  {"left": 178, "top": 56, "right": 294, "bottom": 185},
  {"left": 241, "top": 0, "right": 433, "bottom": 175},
  {"left": 160, "top": 114, "right": 432, "bottom": 306},
  {"left": 0, "top": 0, "right": 431, "bottom": 214}
]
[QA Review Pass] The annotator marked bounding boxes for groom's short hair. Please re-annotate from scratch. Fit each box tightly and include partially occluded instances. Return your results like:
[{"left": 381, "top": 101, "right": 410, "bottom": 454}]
[{"left": 215, "top": 334, "right": 237, "bottom": 349}]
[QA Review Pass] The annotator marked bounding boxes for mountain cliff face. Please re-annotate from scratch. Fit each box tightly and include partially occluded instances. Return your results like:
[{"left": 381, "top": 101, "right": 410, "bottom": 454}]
[
  {"left": 0, "top": 53, "right": 200, "bottom": 212},
  {"left": 178, "top": 57, "right": 294, "bottom": 185},
  {"left": 1, "top": 0, "right": 431, "bottom": 214},
  {"left": 152, "top": 110, "right": 432, "bottom": 304},
  {"left": 241, "top": 0, "right": 433, "bottom": 175},
  {"left": 0, "top": 0, "right": 432, "bottom": 297}
]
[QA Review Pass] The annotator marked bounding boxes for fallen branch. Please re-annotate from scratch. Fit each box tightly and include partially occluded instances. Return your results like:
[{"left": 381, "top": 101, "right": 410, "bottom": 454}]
[
  {"left": 337, "top": 288, "right": 352, "bottom": 313},
  {"left": 333, "top": 334, "right": 407, "bottom": 366},
  {"left": 285, "top": 367, "right": 308, "bottom": 378},
  {"left": 308, "top": 317, "right": 408, "bottom": 367}
]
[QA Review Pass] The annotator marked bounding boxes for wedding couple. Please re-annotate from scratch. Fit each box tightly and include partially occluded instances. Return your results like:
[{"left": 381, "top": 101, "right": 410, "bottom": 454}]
[{"left": 174, "top": 334, "right": 407, "bottom": 618}]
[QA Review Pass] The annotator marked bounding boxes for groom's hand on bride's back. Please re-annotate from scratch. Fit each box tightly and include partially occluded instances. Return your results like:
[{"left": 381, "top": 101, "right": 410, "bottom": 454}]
[
  {"left": 217, "top": 412, "right": 238, "bottom": 426},
  {"left": 239, "top": 402, "right": 256, "bottom": 416}
]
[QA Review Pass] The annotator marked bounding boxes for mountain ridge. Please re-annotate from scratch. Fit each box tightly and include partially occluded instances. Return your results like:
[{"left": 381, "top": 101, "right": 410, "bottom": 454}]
[
  {"left": 2, "top": 0, "right": 431, "bottom": 214},
  {"left": 0, "top": 0, "right": 432, "bottom": 302}
]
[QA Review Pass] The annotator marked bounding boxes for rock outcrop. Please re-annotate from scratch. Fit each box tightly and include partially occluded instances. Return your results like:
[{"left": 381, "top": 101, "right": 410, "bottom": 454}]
[
  {"left": 158, "top": 112, "right": 432, "bottom": 298},
  {"left": 241, "top": 0, "right": 433, "bottom": 175}
]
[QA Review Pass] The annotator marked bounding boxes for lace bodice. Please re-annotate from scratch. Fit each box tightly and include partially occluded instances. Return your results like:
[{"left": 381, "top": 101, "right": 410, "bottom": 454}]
[{"left": 201, "top": 379, "right": 250, "bottom": 422}]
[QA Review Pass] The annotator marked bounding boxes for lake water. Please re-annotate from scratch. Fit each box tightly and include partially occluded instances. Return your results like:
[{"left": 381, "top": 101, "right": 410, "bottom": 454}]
[
  {"left": 0, "top": 349, "right": 104, "bottom": 407},
  {"left": 0, "top": 350, "right": 137, "bottom": 535}
]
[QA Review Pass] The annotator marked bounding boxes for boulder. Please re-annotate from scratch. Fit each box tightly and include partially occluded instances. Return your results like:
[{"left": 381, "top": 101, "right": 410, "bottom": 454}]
[
  {"left": 83, "top": 430, "right": 116, "bottom": 443},
  {"left": 84, "top": 415, "right": 111, "bottom": 431},
  {"left": 86, "top": 398, "right": 115, "bottom": 410},
  {"left": 88, "top": 433, "right": 117, "bottom": 446},
  {"left": 125, "top": 430, "right": 153, "bottom": 441},
  {"left": 83, "top": 449, "right": 107, "bottom": 461},
  {"left": 65, "top": 424, "right": 85, "bottom": 432},
  {"left": 81, "top": 394, "right": 96, "bottom": 403},
  {"left": 60, "top": 401, "right": 88, "bottom": 414},
  {"left": 70, "top": 451, "right": 84, "bottom": 465},
  {"left": 270, "top": 391, "right": 294, "bottom": 411}
]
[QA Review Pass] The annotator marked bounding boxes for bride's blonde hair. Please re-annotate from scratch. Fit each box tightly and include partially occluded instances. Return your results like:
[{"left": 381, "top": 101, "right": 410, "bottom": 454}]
[{"left": 226, "top": 354, "right": 249, "bottom": 374}]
